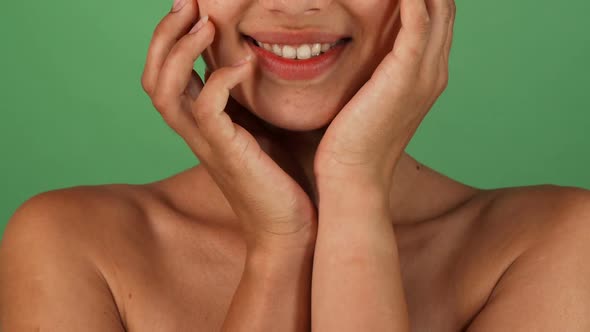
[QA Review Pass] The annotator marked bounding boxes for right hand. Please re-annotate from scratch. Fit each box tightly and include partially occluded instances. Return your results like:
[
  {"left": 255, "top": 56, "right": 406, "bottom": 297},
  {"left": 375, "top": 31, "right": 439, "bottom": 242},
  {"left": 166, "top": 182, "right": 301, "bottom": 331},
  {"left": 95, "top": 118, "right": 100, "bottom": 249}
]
[{"left": 140, "top": 0, "right": 317, "bottom": 254}]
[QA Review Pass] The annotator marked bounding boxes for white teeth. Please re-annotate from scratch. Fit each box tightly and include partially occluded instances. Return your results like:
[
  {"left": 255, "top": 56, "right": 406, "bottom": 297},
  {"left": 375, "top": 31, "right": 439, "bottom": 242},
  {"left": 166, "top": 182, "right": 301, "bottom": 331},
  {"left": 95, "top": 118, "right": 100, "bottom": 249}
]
[
  {"left": 256, "top": 40, "right": 342, "bottom": 60},
  {"left": 272, "top": 44, "right": 283, "bottom": 56},
  {"left": 282, "top": 45, "right": 297, "bottom": 59},
  {"left": 311, "top": 43, "right": 322, "bottom": 56},
  {"left": 296, "top": 44, "right": 311, "bottom": 60}
]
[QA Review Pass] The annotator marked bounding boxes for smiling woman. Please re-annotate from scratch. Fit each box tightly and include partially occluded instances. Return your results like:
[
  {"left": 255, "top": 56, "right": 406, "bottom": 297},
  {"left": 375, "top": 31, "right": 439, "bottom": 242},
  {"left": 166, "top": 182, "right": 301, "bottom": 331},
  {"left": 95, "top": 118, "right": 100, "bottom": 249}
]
[
  {"left": 192, "top": 0, "right": 402, "bottom": 131},
  {"left": 1, "top": 0, "right": 590, "bottom": 331}
]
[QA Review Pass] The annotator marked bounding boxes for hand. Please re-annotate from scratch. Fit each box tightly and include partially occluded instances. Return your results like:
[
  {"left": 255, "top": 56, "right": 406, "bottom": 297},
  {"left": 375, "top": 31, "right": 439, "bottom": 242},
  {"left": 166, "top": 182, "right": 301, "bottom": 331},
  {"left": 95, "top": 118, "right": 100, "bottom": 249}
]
[
  {"left": 140, "top": 0, "right": 317, "bottom": 254},
  {"left": 314, "top": 0, "right": 456, "bottom": 194}
]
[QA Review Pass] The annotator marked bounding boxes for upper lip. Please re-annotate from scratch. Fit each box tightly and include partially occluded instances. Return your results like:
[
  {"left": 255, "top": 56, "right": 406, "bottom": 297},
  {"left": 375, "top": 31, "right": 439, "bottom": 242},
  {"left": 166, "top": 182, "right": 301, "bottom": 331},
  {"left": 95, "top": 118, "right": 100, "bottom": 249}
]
[{"left": 244, "top": 31, "right": 350, "bottom": 45}]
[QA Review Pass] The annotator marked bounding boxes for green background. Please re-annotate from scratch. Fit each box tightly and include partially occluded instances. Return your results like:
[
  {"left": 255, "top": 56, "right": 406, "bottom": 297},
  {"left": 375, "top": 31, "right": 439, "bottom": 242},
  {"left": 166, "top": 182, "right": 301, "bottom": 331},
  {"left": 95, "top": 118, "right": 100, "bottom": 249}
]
[{"left": 1, "top": 0, "right": 589, "bottom": 239}]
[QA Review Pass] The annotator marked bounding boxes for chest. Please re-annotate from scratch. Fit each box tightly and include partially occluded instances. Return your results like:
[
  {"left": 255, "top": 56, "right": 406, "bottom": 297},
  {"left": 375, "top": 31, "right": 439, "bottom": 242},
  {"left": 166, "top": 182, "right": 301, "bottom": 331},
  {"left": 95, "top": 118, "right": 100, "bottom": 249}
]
[
  {"left": 118, "top": 264, "right": 457, "bottom": 331},
  {"left": 111, "top": 254, "right": 472, "bottom": 330},
  {"left": 108, "top": 215, "right": 509, "bottom": 332}
]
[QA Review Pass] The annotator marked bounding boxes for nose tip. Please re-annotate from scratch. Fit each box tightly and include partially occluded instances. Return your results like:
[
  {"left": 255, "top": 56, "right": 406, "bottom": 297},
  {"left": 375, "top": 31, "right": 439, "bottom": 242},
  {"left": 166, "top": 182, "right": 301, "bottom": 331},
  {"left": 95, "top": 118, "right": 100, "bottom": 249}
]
[{"left": 259, "top": 0, "right": 330, "bottom": 16}]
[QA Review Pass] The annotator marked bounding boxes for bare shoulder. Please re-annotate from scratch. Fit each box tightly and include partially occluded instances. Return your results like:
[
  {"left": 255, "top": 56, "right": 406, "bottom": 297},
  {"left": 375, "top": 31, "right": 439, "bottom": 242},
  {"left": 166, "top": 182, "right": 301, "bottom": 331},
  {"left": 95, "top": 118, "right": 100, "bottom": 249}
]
[
  {"left": 0, "top": 184, "right": 154, "bottom": 331},
  {"left": 1, "top": 184, "right": 154, "bottom": 269},
  {"left": 475, "top": 184, "right": 590, "bottom": 252},
  {"left": 488, "top": 183, "right": 590, "bottom": 222},
  {"left": 465, "top": 184, "right": 590, "bottom": 331}
]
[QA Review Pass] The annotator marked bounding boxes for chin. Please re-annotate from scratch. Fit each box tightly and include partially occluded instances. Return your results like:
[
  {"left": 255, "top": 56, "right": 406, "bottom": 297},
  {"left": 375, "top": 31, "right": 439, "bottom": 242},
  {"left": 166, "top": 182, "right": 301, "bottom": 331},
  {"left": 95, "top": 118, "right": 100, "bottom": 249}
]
[
  {"left": 231, "top": 89, "right": 345, "bottom": 132},
  {"left": 229, "top": 76, "right": 357, "bottom": 132},
  {"left": 253, "top": 102, "right": 335, "bottom": 132}
]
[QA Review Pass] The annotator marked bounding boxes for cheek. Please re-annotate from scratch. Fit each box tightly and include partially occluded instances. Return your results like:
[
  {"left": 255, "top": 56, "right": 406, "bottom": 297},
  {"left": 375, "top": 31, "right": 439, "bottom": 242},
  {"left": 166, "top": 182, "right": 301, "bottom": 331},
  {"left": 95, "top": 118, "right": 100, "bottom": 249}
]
[
  {"left": 347, "top": 0, "right": 391, "bottom": 16},
  {"left": 196, "top": 0, "right": 241, "bottom": 17},
  {"left": 350, "top": 0, "right": 400, "bottom": 48},
  {"left": 355, "top": 6, "right": 401, "bottom": 75},
  {"left": 198, "top": 1, "right": 246, "bottom": 71}
]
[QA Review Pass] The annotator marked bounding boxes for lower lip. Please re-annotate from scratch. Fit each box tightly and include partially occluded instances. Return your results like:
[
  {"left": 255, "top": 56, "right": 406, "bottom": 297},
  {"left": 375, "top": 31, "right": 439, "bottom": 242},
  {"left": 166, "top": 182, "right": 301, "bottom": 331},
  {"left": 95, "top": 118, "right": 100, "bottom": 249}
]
[{"left": 247, "top": 40, "right": 349, "bottom": 81}]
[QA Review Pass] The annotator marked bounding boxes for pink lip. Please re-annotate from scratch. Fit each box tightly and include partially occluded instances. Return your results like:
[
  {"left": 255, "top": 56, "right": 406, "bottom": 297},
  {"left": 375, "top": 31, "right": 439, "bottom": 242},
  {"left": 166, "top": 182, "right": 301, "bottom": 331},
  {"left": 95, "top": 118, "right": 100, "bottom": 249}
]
[{"left": 245, "top": 36, "right": 350, "bottom": 81}]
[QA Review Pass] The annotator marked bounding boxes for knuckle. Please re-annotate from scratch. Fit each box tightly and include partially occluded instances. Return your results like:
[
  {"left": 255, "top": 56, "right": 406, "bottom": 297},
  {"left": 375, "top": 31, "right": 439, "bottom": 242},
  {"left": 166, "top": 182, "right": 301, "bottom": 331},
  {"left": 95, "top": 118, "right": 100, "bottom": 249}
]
[
  {"left": 415, "top": 15, "right": 432, "bottom": 34},
  {"left": 436, "top": 71, "right": 449, "bottom": 94},
  {"left": 441, "top": 1, "right": 454, "bottom": 24},
  {"left": 207, "top": 68, "right": 225, "bottom": 82},
  {"left": 450, "top": 0, "right": 457, "bottom": 19},
  {"left": 160, "top": 108, "right": 179, "bottom": 128},
  {"left": 141, "top": 74, "right": 153, "bottom": 95},
  {"left": 151, "top": 20, "right": 166, "bottom": 41},
  {"left": 443, "top": 74, "right": 450, "bottom": 89},
  {"left": 191, "top": 100, "right": 212, "bottom": 124},
  {"left": 151, "top": 91, "right": 173, "bottom": 112},
  {"left": 438, "top": 78, "right": 449, "bottom": 94},
  {"left": 441, "top": 67, "right": 449, "bottom": 83},
  {"left": 403, "top": 45, "right": 424, "bottom": 61}
]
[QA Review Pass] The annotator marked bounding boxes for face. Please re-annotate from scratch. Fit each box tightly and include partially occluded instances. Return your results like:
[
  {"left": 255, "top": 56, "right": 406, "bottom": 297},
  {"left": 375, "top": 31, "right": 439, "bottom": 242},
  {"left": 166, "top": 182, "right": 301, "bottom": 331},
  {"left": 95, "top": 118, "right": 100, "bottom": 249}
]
[{"left": 198, "top": 0, "right": 401, "bottom": 132}]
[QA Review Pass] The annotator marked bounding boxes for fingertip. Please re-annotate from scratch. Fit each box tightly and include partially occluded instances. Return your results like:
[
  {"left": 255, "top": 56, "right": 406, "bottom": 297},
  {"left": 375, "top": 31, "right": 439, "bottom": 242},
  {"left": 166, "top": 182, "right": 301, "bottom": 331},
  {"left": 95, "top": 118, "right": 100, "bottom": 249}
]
[
  {"left": 189, "top": 15, "right": 214, "bottom": 35},
  {"left": 201, "top": 53, "right": 255, "bottom": 93},
  {"left": 231, "top": 54, "right": 255, "bottom": 67}
]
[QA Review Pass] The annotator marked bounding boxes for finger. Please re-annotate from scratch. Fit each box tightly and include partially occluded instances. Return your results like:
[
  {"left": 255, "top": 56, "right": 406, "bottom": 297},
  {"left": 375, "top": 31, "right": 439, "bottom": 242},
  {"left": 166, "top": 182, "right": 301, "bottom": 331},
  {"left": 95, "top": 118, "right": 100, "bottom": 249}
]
[
  {"left": 442, "top": 0, "right": 456, "bottom": 65},
  {"left": 387, "top": 0, "right": 432, "bottom": 80},
  {"left": 435, "top": 0, "right": 456, "bottom": 94},
  {"left": 153, "top": 17, "right": 213, "bottom": 113},
  {"left": 152, "top": 91, "right": 207, "bottom": 159},
  {"left": 191, "top": 57, "right": 255, "bottom": 149},
  {"left": 141, "top": 0, "right": 199, "bottom": 96},
  {"left": 422, "top": 0, "right": 454, "bottom": 78},
  {"left": 186, "top": 69, "right": 204, "bottom": 101}
]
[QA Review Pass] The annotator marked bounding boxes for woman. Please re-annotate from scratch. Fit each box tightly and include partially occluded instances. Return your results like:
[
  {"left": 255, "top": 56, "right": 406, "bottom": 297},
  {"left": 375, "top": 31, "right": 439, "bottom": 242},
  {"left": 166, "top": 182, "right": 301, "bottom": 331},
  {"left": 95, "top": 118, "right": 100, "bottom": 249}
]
[{"left": 1, "top": 0, "right": 589, "bottom": 330}]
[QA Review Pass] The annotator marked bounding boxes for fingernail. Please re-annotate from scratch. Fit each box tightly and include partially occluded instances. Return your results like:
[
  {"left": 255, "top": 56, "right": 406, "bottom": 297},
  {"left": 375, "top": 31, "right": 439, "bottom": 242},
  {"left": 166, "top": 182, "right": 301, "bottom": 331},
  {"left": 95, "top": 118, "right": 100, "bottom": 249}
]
[
  {"left": 171, "top": 0, "right": 187, "bottom": 13},
  {"left": 189, "top": 15, "right": 209, "bottom": 34},
  {"left": 232, "top": 54, "right": 253, "bottom": 67}
]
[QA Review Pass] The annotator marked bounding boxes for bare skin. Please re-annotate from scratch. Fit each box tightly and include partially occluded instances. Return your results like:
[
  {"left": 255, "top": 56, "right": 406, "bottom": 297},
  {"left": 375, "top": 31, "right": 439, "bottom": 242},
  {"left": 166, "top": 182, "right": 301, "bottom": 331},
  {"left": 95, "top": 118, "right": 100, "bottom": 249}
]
[
  {"left": 2, "top": 155, "right": 590, "bottom": 331},
  {"left": 2, "top": 0, "right": 590, "bottom": 330}
]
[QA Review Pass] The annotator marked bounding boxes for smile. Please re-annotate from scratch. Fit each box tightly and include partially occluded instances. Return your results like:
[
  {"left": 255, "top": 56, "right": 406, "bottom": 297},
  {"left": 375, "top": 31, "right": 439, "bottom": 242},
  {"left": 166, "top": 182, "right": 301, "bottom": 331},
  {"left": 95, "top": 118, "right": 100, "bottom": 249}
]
[
  {"left": 244, "top": 35, "right": 351, "bottom": 60},
  {"left": 242, "top": 33, "right": 352, "bottom": 81}
]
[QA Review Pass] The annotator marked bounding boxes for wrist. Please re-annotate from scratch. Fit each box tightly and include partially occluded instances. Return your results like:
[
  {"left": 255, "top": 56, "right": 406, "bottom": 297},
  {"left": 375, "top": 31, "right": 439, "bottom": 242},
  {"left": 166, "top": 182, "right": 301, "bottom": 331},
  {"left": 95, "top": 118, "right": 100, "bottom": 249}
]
[
  {"left": 314, "top": 154, "right": 399, "bottom": 193},
  {"left": 244, "top": 217, "right": 317, "bottom": 251},
  {"left": 316, "top": 184, "right": 394, "bottom": 250},
  {"left": 245, "top": 241, "right": 315, "bottom": 283},
  {"left": 317, "top": 181, "right": 390, "bottom": 217},
  {"left": 316, "top": 194, "right": 396, "bottom": 260}
]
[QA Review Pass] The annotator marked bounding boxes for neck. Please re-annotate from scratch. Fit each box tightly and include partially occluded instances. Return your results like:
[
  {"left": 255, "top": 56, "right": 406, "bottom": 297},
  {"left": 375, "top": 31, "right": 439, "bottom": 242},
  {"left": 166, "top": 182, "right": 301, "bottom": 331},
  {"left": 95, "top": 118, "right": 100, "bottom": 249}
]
[
  {"left": 257, "top": 124, "right": 481, "bottom": 226},
  {"left": 151, "top": 125, "right": 481, "bottom": 236}
]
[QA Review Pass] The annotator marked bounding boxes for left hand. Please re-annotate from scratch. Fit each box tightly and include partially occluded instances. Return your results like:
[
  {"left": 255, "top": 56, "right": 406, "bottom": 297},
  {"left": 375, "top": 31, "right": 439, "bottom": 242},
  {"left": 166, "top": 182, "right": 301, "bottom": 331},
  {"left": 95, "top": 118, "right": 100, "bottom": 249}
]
[{"left": 314, "top": 0, "right": 456, "bottom": 193}]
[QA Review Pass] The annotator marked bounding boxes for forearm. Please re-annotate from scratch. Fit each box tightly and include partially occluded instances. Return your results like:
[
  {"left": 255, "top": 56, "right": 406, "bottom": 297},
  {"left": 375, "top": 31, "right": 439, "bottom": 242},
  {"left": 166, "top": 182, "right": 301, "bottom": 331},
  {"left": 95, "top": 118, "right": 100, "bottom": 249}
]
[
  {"left": 220, "top": 245, "right": 314, "bottom": 332},
  {"left": 311, "top": 185, "right": 410, "bottom": 331}
]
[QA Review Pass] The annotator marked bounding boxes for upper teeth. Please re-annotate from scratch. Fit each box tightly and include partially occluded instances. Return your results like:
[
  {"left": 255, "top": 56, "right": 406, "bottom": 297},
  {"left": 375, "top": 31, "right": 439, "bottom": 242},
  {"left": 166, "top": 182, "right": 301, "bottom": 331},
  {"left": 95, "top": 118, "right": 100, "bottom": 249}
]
[{"left": 254, "top": 40, "right": 336, "bottom": 60}]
